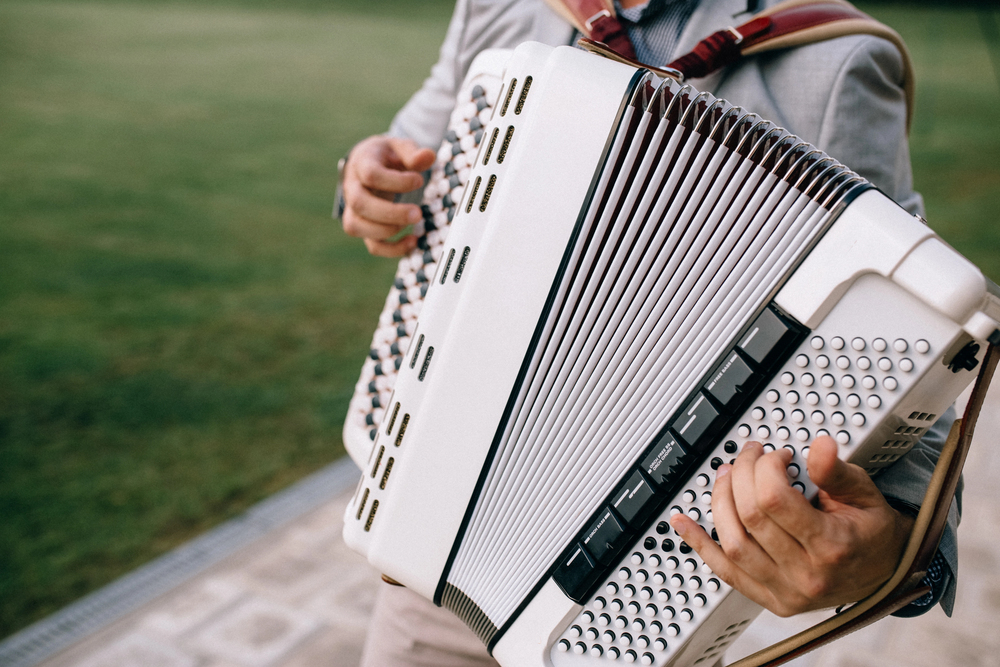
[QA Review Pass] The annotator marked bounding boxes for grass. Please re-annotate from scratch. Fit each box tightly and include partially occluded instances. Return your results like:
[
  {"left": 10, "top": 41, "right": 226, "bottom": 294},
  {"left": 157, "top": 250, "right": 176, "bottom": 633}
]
[{"left": 0, "top": 0, "right": 997, "bottom": 641}]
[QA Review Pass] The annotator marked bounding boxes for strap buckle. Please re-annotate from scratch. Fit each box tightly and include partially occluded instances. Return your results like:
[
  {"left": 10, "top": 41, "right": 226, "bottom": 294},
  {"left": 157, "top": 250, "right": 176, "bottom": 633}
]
[
  {"left": 726, "top": 26, "right": 745, "bottom": 45},
  {"left": 584, "top": 9, "right": 612, "bottom": 32}
]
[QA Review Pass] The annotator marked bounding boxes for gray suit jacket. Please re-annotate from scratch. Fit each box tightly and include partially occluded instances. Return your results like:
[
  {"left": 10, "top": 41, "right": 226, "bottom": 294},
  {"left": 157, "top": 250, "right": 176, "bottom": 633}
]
[{"left": 385, "top": 0, "right": 957, "bottom": 613}]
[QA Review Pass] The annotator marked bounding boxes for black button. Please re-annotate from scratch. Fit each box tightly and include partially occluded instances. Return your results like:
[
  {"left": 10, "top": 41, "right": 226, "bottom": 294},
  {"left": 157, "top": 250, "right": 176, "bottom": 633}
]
[
  {"left": 710, "top": 457, "right": 723, "bottom": 470},
  {"left": 582, "top": 508, "right": 630, "bottom": 565},
  {"left": 640, "top": 432, "right": 689, "bottom": 488},
  {"left": 704, "top": 352, "right": 757, "bottom": 410},
  {"left": 670, "top": 392, "right": 724, "bottom": 450},
  {"left": 644, "top": 536, "right": 657, "bottom": 550},
  {"left": 610, "top": 471, "right": 658, "bottom": 528},
  {"left": 724, "top": 440, "right": 738, "bottom": 454},
  {"left": 738, "top": 307, "right": 799, "bottom": 369},
  {"left": 679, "top": 542, "right": 692, "bottom": 554},
  {"left": 553, "top": 544, "right": 603, "bottom": 602},
  {"left": 661, "top": 539, "right": 674, "bottom": 552},
  {"left": 656, "top": 521, "right": 670, "bottom": 535}
]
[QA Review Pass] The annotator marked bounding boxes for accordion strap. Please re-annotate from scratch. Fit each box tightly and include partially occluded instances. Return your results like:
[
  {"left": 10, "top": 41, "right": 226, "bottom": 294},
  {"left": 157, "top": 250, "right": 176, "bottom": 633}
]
[
  {"left": 666, "top": 0, "right": 915, "bottom": 131},
  {"left": 728, "top": 342, "right": 999, "bottom": 667},
  {"left": 541, "top": 0, "right": 638, "bottom": 60}
]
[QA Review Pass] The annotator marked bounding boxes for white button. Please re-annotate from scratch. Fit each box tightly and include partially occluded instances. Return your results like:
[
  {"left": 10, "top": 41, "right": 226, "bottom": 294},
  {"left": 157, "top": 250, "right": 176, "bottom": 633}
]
[
  {"left": 832, "top": 412, "right": 846, "bottom": 426},
  {"left": 811, "top": 410, "right": 825, "bottom": 424},
  {"left": 893, "top": 338, "right": 908, "bottom": 353},
  {"left": 836, "top": 356, "right": 851, "bottom": 370},
  {"left": 606, "top": 583, "right": 619, "bottom": 595},
  {"left": 599, "top": 613, "right": 611, "bottom": 626},
  {"left": 842, "top": 374, "right": 856, "bottom": 388},
  {"left": 811, "top": 336, "right": 825, "bottom": 350},
  {"left": 628, "top": 601, "right": 641, "bottom": 614},
  {"left": 701, "top": 492, "right": 712, "bottom": 503},
  {"left": 776, "top": 426, "right": 791, "bottom": 440},
  {"left": 796, "top": 428, "right": 811, "bottom": 442},
  {"left": 645, "top": 604, "right": 658, "bottom": 617},
  {"left": 900, "top": 358, "right": 914, "bottom": 372},
  {"left": 666, "top": 624, "right": 679, "bottom": 637},
  {"left": 649, "top": 555, "right": 661, "bottom": 567},
  {"left": 680, "top": 609, "right": 694, "bottom": 622},
  {"left": 792, "top": 481, "right": 806, "bottom": 492},
  {"left": 781, "top": 372, "right": 794, "bottom": 385},
  {"left": 619, "top": 568, "right": 631, "bottom": 580},
  {"left": 570, "top": 625, "right": 583, "bottom": 637},
  {"left": 766, "top": 389, "right": 780, "bottom": 402},
  {"left": 608, "top": 646, "right": 621, "bottom": 660},
  {"left": 615, "top": 617, "right": 628, "bottom": 629},
  {"left": 587, "top": 628, "right": 599, "bottom": 640},
  {"left": 862, "top": 376, "right": 877, "bottom": 389},
  {"left": 665, "top": 557, "right": 679, "bottom": 570},
  {"left": 671, "top": 574, "right": 684, "bottom": 586},
  {"left": 584, "top": 611, "right": 595, "bottom": 622},
  {"left": 916, "top": 339, "right": 930, "bottom": 354},
  {"left": 737, "top": 424, "right": 752, "bottom": 438},
  {"left": 624, "top": 648, "right": 636, "bottom": 662},
  {"left": 826, "top": 393, "right": 840, "bottom": 406},
  {"left": 836, "top": 431, "right": 851, "bottom": 445},
  {"left": 591, "top": 645, "right": 604, "bottom": 657},
  {"left": 873, "top": 338, "right": 888, "bottom": 352},
  {"left": 641, "top": 653, "right": 653, "bottom": 666},
  {"left": 653, "top": 572, "right": 666, "bottom": 585},
  {"left": 787, "top": 463, "right": 800, "bottom": 478},
  {"left": 752, "top": 407, "right": 766, "bottom": 420},
  {"left": 595, "top": 598, "right": 607, "bottom": 610},
  {"left": 762, "top": 443, "right": 775, "bottom": 452},
  {"left": 857, "top": 356, "right": 872, "bottom": 370},
  {"left": 696, "top": 474, "right": 710, "bottom": 487},
  {"left": 884, "top": 377, "right": 898, "bottom": 391},
  {"left": 636, "top": 570, "right": 649, "bottom": 583},
  {"left": 573, "top": 642, "right": 586, "bottom": 654},
  {"left": 821, "top": 374, "right": 835, "bottom": 388},
  {"left": 878, "top": 357, "right": 892, "bottom": 371},
  {"left": 611, "top": 600, "right": 624, "bottom": 611},
  {"left": 791, "top": 409, "right": 805, "bottom": 423},
  {"left": 851, "top": 413, "right": 866, "bottom": 426},
  {"left": 707, "top": 579, "right": 721, "bottom": 592},
  {"left": 661, "top": 606, "right": 675, "bottom": 619},
  {"left": 852, "top": 337, "right": 866, "bottom": 351},
  {"left": 654, "top": 638, "right": 668, "bottom": 651},
  {"left": 650, "top": 621, "right": 663, "bottom": 634},
  {"left": 831, "top": 336, "right": 846, "bottom": 350},
  {"left": 640, "top": 587, "right": 652, "bottom": 600},
  {"left": 786, "top": 390, "right": 800, "bottom": 404},
  {"left": 682, "top": 489, "right": 696, "bottom": 503},
  {"left": 624, "top": 584, "right": 636, "bottom": 598},
  {"left": 687, "top": 577, "right": 702, "bottom": 591},
  {"left": 656, "top": 589, "right": 668, "bottom": 601},
  {"left": 683, "top": 559, "right": 697, "bottom": 572},
  {"left": 806, "top": 391, "right": 820, "bottom": 405},
  {"left": 867, "top": 395, "right": 882, "bottom": 409},
  {"left": 801, "top": 373, "right": 815, "bottom": 387},
  {"left": 558, "top": 639, "right": 571, "bottom": 652},
  {"left": 686, "top": 508, "right": 701, "bottom": 521},
  {"left": 700, "top": 562, "right": 713, "bottom": 574},
  {"left": 816, "top": 355, "right": 830, "bottom": 369},
  {"left": 632, "top": 553, "right": 644, "bottom": 565},
  {"left": 796, "top": 354, "right": 809, "bottom": 367},
  {"left": 757, "top": 425, "right": 771, "bottom": 438}
]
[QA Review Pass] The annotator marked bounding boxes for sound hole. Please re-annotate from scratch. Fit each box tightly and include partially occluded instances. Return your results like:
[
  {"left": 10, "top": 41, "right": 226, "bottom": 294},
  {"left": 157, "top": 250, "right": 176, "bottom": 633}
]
[
  {"left": 454, "top": 247, "right": 471, "bottom": 283},
  {"left": 467, "top": 176, "right": 482, "bottom": 212},
  {"left": 500, "top": 78, "right": 517, "bottom": 116},
  {"left": 479, "top": 175, "right": 497, "bottom": 212},
  {"left": 514, "top": 75, "right": 532, "bottom": 114},
  {"left": 497, "top": 126, "right": 514, "bottom": 164}
]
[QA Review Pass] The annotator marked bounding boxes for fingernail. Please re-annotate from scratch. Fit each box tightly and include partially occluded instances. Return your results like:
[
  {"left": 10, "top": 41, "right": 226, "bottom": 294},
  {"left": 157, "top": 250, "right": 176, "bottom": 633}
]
[
  {"left": 407, "top": 208, "right": 421, "bottom": 224},
  {"left": 717, "top": 464, "right": 731, "bottom": 478},
  {"left": 742, "top": 441, "right": 756, "bottom": 452},
  {"left": 671, "top": 518, "right": 688, "bottom": 536}
]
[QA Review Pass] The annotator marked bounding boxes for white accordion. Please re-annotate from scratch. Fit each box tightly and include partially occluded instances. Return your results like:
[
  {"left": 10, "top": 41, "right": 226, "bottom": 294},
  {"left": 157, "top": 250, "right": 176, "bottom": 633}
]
[{"left": 342, "top": 43, "right": 1000, "bottom": 667}]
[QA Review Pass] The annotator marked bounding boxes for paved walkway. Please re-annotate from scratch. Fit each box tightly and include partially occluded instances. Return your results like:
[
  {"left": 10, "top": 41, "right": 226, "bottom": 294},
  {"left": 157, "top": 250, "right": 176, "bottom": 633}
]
[{"left": 21, "top": 385, "right": 1000, "bottom": 667}]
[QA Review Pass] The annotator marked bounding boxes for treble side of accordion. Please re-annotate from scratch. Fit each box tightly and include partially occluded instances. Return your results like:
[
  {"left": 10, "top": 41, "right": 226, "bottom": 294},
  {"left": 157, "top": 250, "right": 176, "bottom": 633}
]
[{"left": 342, "top": 43, "right": 1000, "bottom": 667}]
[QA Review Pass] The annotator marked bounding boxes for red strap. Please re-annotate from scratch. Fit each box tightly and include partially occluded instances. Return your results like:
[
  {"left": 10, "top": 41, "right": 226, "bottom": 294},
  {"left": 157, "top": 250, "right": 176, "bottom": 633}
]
[
  {"left": 543, "top": 0, "right": 638, "bottom": 61},
  {"left": 668, "top": 1, "right": 870, "bottom": 79},
  {"left": 588, "top": 14, "right": 638, "bottom": 61}
]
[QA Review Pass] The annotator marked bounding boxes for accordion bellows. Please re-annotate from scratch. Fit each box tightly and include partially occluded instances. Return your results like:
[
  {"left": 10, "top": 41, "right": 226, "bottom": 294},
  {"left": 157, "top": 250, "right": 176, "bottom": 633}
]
[{"left": 343, "top": 43, "right": 1000, "bottom": 667}]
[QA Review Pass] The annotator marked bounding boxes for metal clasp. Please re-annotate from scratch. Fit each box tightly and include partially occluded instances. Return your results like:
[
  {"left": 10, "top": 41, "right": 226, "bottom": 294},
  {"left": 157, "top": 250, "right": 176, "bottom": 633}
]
[{"left": 584, "top": 9, "right": 612, "bottom": 32}]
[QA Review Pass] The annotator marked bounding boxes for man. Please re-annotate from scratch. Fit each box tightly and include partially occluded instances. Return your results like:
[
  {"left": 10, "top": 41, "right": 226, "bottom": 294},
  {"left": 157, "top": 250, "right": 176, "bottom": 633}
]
[{"left": 339, "top": 1, "right": 958, "bottom": 664}]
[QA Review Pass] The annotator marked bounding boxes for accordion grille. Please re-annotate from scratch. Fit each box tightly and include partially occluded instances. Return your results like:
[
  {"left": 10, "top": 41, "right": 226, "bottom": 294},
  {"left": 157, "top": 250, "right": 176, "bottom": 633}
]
[{"left": 446, "top": 79, "right": 864, "bottom": 631}]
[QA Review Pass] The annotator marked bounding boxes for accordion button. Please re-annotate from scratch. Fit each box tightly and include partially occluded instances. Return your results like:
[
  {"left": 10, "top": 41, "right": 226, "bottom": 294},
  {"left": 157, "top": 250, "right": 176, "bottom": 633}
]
[
  {"left": 664, "top": 557, "right": 678, "bottom": 571},
  {"left": 619, "top": 568, "right": 631, "bottom": 580},
  {"left": 640, "top": 587, "right": 653, "bottom": 600},
  {"left": 641, "top": 652, "right": 654, "bottom": 665},
  {"left": 650, "top": 620, "right": 663, "bottom": 634},
  {"left": 816, "top": 355, "right": 830, "bottom": 369},
  {"left": 655, "top": 638, "right": 668, "bottom": 651},
  {"left": 766, "top": 390, "right": 780, "bottom": 403},
  {"left": 612, "top": 599, "right": 624, "bottom": 611},
  {"left": 831, "top": 412, "right": 846, "bottom": 426},
  {"left": 762, "top": 444, "right": 775, "bottom": 453},
  {"left": 796, "top": 428, "right": 811, "bottom": 442},
  {"left": 680, "top": 609, "right": 694, "bottom": 622},
  {"left": 653, "top": 572, "right": 666, "bottom": 585},
  {"left": 791, "top": 409, "right": 805, "bottom": 423},
  {"left": 701, "top": 492, "right": 713, "bottom": 504},
  {"left": 900, "top": 358, "right": 914, "bottom": 372},
  {"left": 696, "top": 474, "right": 710, "bottom": 487},
  {"left": 851, "top": 413, "right": 866, "bottom": 427},
  {"left": 607, "top": 583, "right": 620, "bottom": 595},
  {"left": 894, "top": 338, "right": 909, "bottom": 353},
  {"left": 811, "top": 336, "right": 825, "bottom": 350},
  {"left": 682, "top": 489, "right": 697, "bottom": 503},
  {"left": 671, "top": 574, "right": 684, "bottom": 586},
  {"left": 637, "top": 636, "right": 650, "bottom": 649},
  {"left": 751, "top": 407, "right": 766, "bottom": 420},
  {"left": 631, "top": 553, "right": 644, "bottom": 566},
  {"left": 707, "top": 578, "right": 721, "bottom": 592},
  {"left": 821, "top": 374, "right": 835, "bottom": 388},
  {"left": 781, "top": 372, "right": 794, "bottom": 385},
  {"left": 595, "top": 597, "right": 607, "bottom": 610},
  {"left": 693, "top": 594, "right": 707, "bottom": 607},
  {"left": 645, "top": 604, "right": 658, "bottom": 617},
  {"left": 862, "top": 376, "right": 877, "bottom": 390},
  {"left": 624, "top": 649, "right": 637, "bottom": 662},
  {"left": 649, "top": 554, "right": 662, "bottom": 567},
  {"left": 787, "top": 464, "right": 800, "bottom": 479},
  {"left": 573, "top": 642, "right": 586, "bottom": 655},
  {"left": 683, "top": 559, "right": 697, "bottom": 573},
  {"left": 831, "top": 336, "right": 846, "bottom": 350},
  {"left": 792, "top": 482, "right": 806, "bottom": 493},
  {"left": 557, "top": 639, "right": 570, "bottom": 652},
  {"left": 757, "top": 425, "right": 771, "bottom": 439},
  {"left": 801, "top": 373, "right": 815, "bottom": 387},
  {"left": 878, "top": 357, "right": 893, "bottom": 371},
  {"left": 857, "top": 356, "right": 872, "bottom": 371},
  {"left": 771, "top": 408, "right": 785, "bottom": 421},
  {"left": 796, "top": 354, "right": 809, "bottom": 368},
  {"left": 874, "top": 338, "right": 888, "bottom": 352},
  {"left": 826, "top": 393, "right": 840, "bottom": 406},
  {"left": 867, "top": 395, "right": 882, "bottom": 409},
  {"left": 806, "top": 392, "right": 820, "bottom": 406},
  {"left": 836, "top": 431, "right": 851, "bottom": 445},
  {"left": 608, "top": 646, "right": 621, "bottom": 660},
  {"left": 686, "top": 508, "right": 701, "bottom": 521},
  {"left": 628, "top": 601, "right": 641, "bottom": 614},
  {"left": 737, "top": 424, "right": 752, "bottom": 438},
  {"left": 837, "top": 356, "right": 851, "bottom": 370},
  {"left": 852, "top": 337, "right": 866, "bottom": 351},
  {"left": 916, "top": 339, "right": 931, "bottom": 354},
  {"left": 615, "top": 618, "right": 628, "bottom": 631},
  {"left": 688, "top": 577, "right": 702, "bottom": 590},
  {"left": 586, "top": 628, "right": 599, "bottom": 641},
  {"left": 786, "top": 391, "right": 800, "bottom": 404},
  {"left": 636, "top": 570, "right": 649, "bottom": 583},
  {"left": 884, "top": 377, "right": 899, "bottom": 391},
  {"left": 667, "top": 623, "right": 680, "bottom": 637},
  {"left": 842, "top": 375, "right": 856, "bottom": 388},
  {"left": 776, "top": 426, "right": 791, "bottom": 440}
]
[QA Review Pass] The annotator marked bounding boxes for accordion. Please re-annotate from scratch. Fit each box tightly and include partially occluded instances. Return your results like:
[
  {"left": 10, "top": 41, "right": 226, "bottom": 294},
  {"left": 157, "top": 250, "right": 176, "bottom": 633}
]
[{"left": 342, "top": 43, "right": 1000, "bottom": 667}]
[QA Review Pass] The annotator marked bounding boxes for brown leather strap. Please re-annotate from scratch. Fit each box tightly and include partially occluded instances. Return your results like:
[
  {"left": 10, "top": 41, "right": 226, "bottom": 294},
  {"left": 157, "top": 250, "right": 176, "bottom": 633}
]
[
  {"left": 666, "top": 0, "right": 914, "bottom": 132},
  {"left": 541, "top": 0, "right": 638, "bottom": 60},
  {"left": 727, "top": 343, "right": 998, "bottom": 667}
]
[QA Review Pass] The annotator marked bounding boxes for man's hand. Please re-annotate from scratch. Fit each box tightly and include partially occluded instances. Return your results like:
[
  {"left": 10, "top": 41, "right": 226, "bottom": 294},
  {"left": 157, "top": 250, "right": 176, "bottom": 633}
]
[
  {"left": 341, "top": 135, "right": 436, "bottom": 257},
  {"left": 670, "top": 437, "right": 914, "bottom": 617}
]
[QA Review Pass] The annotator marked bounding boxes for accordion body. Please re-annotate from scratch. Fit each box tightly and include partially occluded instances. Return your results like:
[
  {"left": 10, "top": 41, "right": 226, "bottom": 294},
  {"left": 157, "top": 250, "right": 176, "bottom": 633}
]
[{"left": 343, "top": 43, "right": 1000, "bottom": 667}]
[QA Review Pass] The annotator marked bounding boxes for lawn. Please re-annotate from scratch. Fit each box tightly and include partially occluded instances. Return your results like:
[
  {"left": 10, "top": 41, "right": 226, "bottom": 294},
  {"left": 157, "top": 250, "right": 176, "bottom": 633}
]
[{"left": 0, "top": 0, "right": 997, "bottom": 640}]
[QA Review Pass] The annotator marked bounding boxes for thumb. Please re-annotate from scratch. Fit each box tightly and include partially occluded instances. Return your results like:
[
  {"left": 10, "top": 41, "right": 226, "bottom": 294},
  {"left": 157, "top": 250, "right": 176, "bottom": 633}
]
[
  {"left": 806, "top": 436, "right": 882, "bottom": 508},
  {"left": 387, "top": 137, "right": 436, "bottom": 172}
]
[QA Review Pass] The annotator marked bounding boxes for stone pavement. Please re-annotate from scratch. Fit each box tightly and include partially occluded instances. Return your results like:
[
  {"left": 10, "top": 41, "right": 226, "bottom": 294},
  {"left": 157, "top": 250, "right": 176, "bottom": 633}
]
[{"left": 22, "top": 385, "right": 1000, "bottom": 667}]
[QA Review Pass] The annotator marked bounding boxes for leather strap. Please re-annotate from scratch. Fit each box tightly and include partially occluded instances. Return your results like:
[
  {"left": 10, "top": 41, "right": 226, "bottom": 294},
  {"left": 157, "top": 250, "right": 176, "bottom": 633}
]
[
  {"left": 541, "top": 0, "right": 638, "bottom": 60},
  {"left": 666, "top": 0, "right": 915, "bottom": 131},
  {"left": 727, "top": 342, "right": 998, "bottom": 667}
]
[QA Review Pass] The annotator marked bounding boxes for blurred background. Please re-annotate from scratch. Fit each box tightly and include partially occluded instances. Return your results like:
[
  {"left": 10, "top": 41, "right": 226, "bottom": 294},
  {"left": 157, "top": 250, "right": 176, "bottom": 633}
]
[{"left": 0, "top": 0, "right": 997, "bottom": 649}]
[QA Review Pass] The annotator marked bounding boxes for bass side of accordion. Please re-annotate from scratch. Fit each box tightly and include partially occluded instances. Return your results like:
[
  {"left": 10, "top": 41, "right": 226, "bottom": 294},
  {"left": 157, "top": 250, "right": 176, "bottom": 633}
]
[{"left": 342, "top": 43, "right": 1000, "bottom": 667}]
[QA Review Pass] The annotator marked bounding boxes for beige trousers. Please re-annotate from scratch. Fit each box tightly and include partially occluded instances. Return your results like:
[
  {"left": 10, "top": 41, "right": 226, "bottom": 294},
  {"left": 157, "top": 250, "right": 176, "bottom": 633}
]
[{"left": 360, "top": 583, "right": 501, "bottom": 667}]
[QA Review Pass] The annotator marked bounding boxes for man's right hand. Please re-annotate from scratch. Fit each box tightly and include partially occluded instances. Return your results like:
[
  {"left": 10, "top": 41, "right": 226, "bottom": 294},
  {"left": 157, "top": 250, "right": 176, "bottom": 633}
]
[{"left": 340, "top": 135, "right": 436, "bottom": 257}]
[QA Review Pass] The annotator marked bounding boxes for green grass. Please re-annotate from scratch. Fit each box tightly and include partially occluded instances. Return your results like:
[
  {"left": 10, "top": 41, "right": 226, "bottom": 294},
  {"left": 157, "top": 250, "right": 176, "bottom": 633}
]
[{"left": 0, "top": 0, "right": 997, "bottom": 641}]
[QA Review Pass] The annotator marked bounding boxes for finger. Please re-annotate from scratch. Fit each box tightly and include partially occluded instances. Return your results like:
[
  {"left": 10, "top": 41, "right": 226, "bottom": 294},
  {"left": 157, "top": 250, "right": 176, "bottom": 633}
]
[
  {"left": 670, "top": 513, "right": 779, "bottom": 613},
  {"left": 750, "top": 447, "right": 821, "bottom": 558},
  {"left": 387, "top": 137, "right": 436, "bottom": 172},
  {"left": 341, "top": 206, "right": 413, "bottom": 246},
  {"left": 709, "top": 461, "right": 777, "bottom": 576},
  {"left": 345, "top": 179, "right": 423, "bottom": 228},
  {"left": 364, "top": 236, "right": 418, "bottom": 258},
  {"left": 806, "top": 436, "right": 883, "bottom": 509},
  {"left": 352, "top": 151, "right": 427, "bottom": 195}
]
